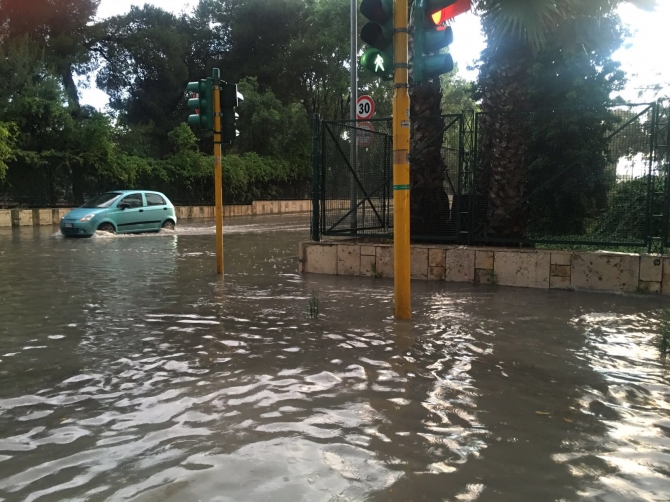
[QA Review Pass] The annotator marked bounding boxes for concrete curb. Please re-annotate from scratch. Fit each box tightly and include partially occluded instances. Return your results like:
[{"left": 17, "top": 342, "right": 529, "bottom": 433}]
[{"left": 299, "top": 241, "right": 668, "bottom": 296}]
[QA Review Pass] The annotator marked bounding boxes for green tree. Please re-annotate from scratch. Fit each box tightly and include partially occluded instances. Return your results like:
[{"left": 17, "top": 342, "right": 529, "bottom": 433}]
[
  {"left": 0, "top": 123, "right": 16, "bottom": 180},
  {"left": 290, "top": 0, "right": 351, "bottom": 118},
  {"left": 236, "top": 77, "right": 310, "bottom": 165},
  {"left": 0, "top": 0, "right": 100, "bottom": 108},
  {"left": 93, "top": 5, "right": 191, "bottom": 155},
  {"left": 440, "top": 67, "right": 477, "bottom": 115}
]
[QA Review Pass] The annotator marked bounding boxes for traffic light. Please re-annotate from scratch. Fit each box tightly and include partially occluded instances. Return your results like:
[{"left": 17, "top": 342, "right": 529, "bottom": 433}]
[
  {"left": 412, "top": 0, "right": 458, "bottom": 84},
  {"left": 186, "top": 78, "right": 213, "bottom": 130},
  {"left": 222, "top": 83, "right": 243, "bottom": 144},
  {"left": 359, "top": 0, "right": 394, "bottom": 81},
  {"left": 430, "top": 0, "right": 471, "bottom": 25}
]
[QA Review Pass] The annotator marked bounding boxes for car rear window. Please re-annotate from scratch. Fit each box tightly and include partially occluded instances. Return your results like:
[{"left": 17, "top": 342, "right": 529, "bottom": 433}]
[{"left": 146, "top": 193, "right": 166, "bottom": 206}]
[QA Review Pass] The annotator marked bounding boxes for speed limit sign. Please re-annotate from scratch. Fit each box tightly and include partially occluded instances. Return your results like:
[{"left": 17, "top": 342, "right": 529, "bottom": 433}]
[{"left": 356, "top": 95, "right": 375, "bottom": 120}]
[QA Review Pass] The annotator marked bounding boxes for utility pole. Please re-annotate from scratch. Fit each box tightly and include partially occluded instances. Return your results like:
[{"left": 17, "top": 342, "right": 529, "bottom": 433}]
[
  {"left": 392, "top": 0, "right": 411, "bottom": 319},
  {"left": 212, "top": 69, "right": 223, "bottom": 275},
  {"left": 350, "top": 0, "right": 358, "bottom": 232},
  {"left": 186, "top": 70, "right": 243, "bottom": 275}
]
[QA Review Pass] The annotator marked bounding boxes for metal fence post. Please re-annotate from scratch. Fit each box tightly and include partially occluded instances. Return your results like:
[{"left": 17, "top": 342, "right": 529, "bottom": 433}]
[
  {"left": 647, "top": 102, "right": 658, "bottom": 253},
  {"left": 311, "top": 113, "right": 321, "bottom": 242},
  {"left": 661, "top": 101, "right": 670, "bottom": 253}
]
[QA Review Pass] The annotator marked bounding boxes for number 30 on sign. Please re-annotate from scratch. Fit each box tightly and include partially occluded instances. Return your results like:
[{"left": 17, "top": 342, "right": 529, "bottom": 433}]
[{"left": 356, "top": 95, "right": 375, "bottom": 120}]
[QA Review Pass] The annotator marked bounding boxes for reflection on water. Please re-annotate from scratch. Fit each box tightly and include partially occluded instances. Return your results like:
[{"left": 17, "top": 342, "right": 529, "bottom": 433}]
[{"left": 0, "top": 215, "right": 669, "bottom": 501}]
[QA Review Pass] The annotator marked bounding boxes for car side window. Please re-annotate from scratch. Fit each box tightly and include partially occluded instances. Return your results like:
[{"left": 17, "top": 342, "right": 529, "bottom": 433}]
[
  {"left": 121, "top": 193, "right": 143, "bottom": 208},
  {"left": 146, "top": 193, "right": 166, "bottom": 206}
]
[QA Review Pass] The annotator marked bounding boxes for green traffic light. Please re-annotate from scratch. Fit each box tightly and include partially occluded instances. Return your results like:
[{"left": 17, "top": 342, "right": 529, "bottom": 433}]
[
  {"left": 360, "top": 0, "right": 392, "bottom": 24},
  {"left": 361, "top": 22, "right": 393, "bottom": 51},
  {"left": 425, "top": 26, "right": 453, "bottom": 53},
  {"left": 412, "top": 0, "right": 456, "bottom": 84},
  {"left": 360, "top": 0, "right": 394, "bottom": 81},
  {"left": 222, "top": 83, "right": 243, "bottom": 144},
  {"left": 186, "top": 81, "right": 200, "bottom": 93},
  {"left": 185, "top": 78, "right": 213, "bottom": 130},
  {"left": 360, "top": 48, "right": 393, "bottom": 81},
  {"left": 421, "top": 54, "right": 454, "bottom": 79}
]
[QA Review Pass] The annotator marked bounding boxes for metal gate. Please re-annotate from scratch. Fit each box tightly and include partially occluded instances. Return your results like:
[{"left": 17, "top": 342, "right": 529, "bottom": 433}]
[{"left": 317, "top": 118, "right": 393, "bottom": 238}]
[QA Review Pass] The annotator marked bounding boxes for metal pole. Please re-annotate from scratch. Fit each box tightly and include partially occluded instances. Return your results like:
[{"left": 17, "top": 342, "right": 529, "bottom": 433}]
[
  {"left": 350, "top": 0, "right": 358, "bottom": 231},
  {"left": 213, "top": 69, "right": 223, "bottom": 275},
  {"left": 311, "top": 113, "right": 321, "bottom": 242},
  {"left": 393, "top": 0, "right": 410, "bottom": 319}
]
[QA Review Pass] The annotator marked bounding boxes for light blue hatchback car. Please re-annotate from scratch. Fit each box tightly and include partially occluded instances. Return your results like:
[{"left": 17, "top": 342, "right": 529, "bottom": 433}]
[{"left": 60, "top": 190, "right": 177, "bottom": 237}]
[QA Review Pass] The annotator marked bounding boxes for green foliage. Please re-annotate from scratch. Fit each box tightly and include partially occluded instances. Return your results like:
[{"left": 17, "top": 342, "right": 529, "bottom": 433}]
[
  {"left": 163, "top": 124, "right": 212, "bottom": 189},
  {"left": 0, "top": 0, "right": 99, "bottom": 106},
  {"left": 522, "top": 1, "right": 629, "bottom": 236},
  {"left": 594, "top": 177, "right": 656, "bottom": 241},
  {"left": 223, "top": 153, "right": 299, "bottom": 202},
  {"left": 236, "top": 77, "right": 310, "bottom": 165},
  {"left": 307, "top": 291, "right": 320, "bottom": 319},
  {"left": 94, "top": 5, "right": 191, "bottom": 154},
  {"left": 0, "top": 123, "right": 17, "bottom": 180},
  {"left": 440, "top": 67, "right": 478, "bottom": 114},
  {"left": 0, "top": 0, "right": 661, "bottom": 216},
  {"left": 524, "top": 108, "right": 620, "bottom": 236}
]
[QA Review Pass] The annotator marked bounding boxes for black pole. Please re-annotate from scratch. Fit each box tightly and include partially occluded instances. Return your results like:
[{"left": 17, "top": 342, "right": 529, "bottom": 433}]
[{"left": 311, "top": 113, "right": 321, "bottom": 242}]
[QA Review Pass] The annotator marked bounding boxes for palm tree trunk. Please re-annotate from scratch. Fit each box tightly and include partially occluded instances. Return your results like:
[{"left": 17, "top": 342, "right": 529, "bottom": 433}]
[
  {"left": 409, "top": 81, "right": 450, "bottom": 238},
  {"left": 477, "top": 34, "right": 533, "bottom": 238},
  {"left": 407, "top": 10, "right": 450, "bottom": 239}
]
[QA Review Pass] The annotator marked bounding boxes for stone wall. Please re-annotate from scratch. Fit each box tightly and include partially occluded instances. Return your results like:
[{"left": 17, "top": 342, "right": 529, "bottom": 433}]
[
  {"left": 0, "top": 200, "right": 312, "bottom": 228},
  {"left": 299, "top": 241, "right": 668, "bottom": 295}
]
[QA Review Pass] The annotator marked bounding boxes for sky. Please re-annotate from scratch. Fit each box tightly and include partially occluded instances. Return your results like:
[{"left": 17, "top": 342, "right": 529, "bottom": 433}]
[{"left": 80, "top": 0, "right": 670, "bottom": 109}]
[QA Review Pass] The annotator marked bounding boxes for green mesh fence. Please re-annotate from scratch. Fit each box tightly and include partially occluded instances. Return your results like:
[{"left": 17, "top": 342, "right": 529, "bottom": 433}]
[{"left": 315, "top": 102, "right": 670, "bottom": 252}]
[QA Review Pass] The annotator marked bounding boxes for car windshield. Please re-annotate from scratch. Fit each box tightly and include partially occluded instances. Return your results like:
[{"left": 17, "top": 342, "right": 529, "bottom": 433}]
[{"left": 81, "top": 193, "right": 123, "bottom": 208}]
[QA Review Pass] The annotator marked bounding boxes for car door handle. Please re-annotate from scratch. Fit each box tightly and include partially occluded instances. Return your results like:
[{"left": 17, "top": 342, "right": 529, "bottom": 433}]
[
  {"left": 139, "top": 209, "right": 144, "bottom": 212},
  {"left": 163, "top": 207, "right": 168, "bottom": 210}
]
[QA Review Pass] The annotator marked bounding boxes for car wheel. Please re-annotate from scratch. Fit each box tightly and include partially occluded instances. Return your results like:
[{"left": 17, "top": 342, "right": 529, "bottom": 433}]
[
  {"left": 161, "top": 220, "right": 175, "bottom": 231},
  {"left": 98, "top": 222, "right": 115, "bottom": 234}
]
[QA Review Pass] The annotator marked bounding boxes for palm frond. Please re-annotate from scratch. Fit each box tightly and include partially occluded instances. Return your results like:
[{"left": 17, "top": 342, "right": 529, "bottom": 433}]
[{"left": 475, "top": 0, "right": 561, "bottom": 49}]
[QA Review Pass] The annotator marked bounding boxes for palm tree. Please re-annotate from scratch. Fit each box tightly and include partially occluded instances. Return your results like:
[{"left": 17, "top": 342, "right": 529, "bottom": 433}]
[
  {"left": 473, "top": 0, "right": 656, "bottom": 238},
  {"left": 408, "top": 0, "right": 563, "bottom": 239},
  {"left": 408, "top": 0, "right": 656, "bottom": 240}
]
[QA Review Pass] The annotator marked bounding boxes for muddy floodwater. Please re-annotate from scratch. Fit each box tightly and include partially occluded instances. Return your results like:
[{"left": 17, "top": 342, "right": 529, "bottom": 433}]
[{"left": 0, "top": 215, "right": 669, "bottom": 501}]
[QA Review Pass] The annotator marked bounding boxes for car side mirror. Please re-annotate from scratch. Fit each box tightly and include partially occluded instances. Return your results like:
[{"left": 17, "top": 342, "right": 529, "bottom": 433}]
[{"left": 118, "top": 203, "right": 130, "bottom": 210}]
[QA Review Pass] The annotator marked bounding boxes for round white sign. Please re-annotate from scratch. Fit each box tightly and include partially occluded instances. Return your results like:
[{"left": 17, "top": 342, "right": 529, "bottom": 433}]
[
  {"left": 356, "top": 121, "right": 375, "bottom": 147},
  {"left": 356, "top": 95, "right": 375, "bottom": 120}
]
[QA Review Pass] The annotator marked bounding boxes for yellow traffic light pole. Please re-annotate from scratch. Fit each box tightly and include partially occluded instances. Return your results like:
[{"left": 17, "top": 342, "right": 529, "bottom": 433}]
[
  {"left": 213, "top": 75, "right": 224, "bottom": 275},
  {"left": 393, "top": 0, "right": 411, "bottom": 319}
]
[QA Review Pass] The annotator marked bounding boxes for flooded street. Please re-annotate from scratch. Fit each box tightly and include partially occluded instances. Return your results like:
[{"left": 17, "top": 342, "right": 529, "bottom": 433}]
[{"left": 1, "top": 215, "right": 669, "bottom": 501}]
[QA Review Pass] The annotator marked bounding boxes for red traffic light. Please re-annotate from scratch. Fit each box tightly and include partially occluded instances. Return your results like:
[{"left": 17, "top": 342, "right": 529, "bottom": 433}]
[{"left": 431, "top": 0, "right": 470, "bottom": 25}]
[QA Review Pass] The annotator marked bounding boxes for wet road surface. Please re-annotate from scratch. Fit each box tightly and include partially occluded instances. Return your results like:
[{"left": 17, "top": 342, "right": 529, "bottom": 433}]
[{"left": 0, "top": 215, "right": 669, "bottom": 501}]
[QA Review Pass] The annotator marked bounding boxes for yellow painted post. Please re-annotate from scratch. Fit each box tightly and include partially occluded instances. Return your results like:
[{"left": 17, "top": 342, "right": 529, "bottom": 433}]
[
  {"left": 213, "top": 76, "right": 224, "bottom": 275},
  {"left": 393, "top": 0, "right": 411, "bottom": 319}
]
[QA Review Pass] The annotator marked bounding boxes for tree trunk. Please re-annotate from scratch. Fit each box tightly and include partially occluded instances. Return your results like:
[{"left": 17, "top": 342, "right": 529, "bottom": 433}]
[
  {"left": 407, "top": 8, "right": 450, "bottom": 240},
  {"left": 477, "top": 36, "right": 533, "bottom": 238},
  {"left": 61, "top": 64, "right": 86, "bottom": 203},
  {"left": 61, "top": 64, "right": 81, "bottom": 112},
  {"left": 409, "top": 81, "right": 450, "bottom": 238}
]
